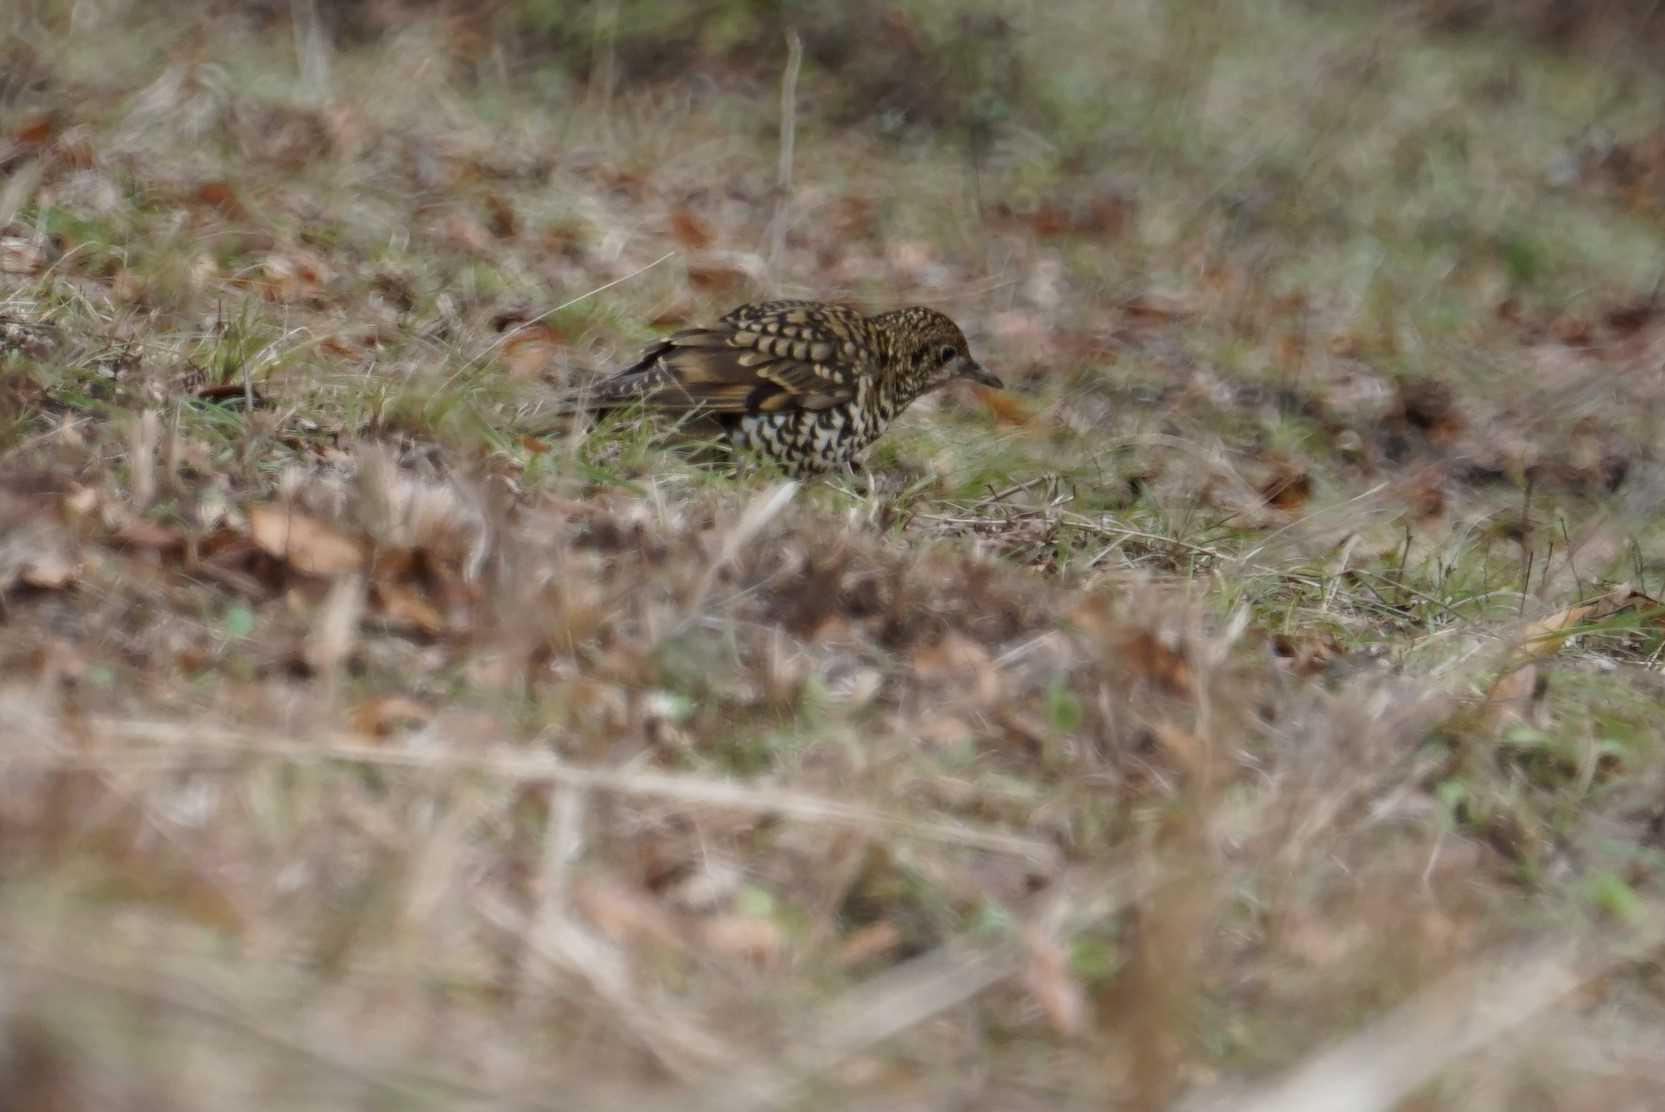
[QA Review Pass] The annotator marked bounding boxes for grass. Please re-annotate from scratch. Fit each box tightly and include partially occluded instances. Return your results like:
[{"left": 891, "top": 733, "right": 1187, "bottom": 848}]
[{"left": 4, "top": 0, "right": 1665, "bottom": 1107}]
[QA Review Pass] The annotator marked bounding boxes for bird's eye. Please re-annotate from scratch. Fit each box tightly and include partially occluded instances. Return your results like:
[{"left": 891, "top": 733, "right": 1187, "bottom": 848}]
[{"left": 938, "top": 345, "right": 957, "bottom": 363}]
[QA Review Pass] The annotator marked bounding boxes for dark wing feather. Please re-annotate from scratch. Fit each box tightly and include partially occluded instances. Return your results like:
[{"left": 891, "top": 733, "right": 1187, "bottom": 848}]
[{"left": 577, "top": 302, "right": 874, "bottom": 415}]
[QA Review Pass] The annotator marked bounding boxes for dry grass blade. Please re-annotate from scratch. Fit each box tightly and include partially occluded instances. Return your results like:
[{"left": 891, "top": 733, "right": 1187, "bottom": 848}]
[
  {"left": 680, "top": 480, "right": 800, "bottom": 624},
  {"left": 1176, "top": 909, "right": 1665, "bottom": 1112},
  {"left": 682, "top": 938, "right": 1024, "bottom": 1112},
  {"left": 91, "top": 718, "right": 1060, "bottom": 865},
  {"left": 681, "top": 867, "right": 1145, "bottom": 1111},
  {"left": 0, "top": 944, "right": 542, "bottom": 1111}
]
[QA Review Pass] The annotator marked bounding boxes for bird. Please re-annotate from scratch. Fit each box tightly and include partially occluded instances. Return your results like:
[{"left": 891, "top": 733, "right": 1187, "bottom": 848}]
[{"left": 535, "top": 300, "right": 1003, "bottom": 475}]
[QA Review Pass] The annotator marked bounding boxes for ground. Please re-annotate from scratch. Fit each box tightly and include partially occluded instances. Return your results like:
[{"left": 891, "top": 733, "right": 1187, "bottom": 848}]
[{"left": 3, "top": 1, "right": 1665, "bottom": 1108}]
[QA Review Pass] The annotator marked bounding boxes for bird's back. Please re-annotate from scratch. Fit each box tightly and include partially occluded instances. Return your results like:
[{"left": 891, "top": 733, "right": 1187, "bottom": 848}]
[{"left": 579, "top": 300, "right": 879, "bottom": 415}]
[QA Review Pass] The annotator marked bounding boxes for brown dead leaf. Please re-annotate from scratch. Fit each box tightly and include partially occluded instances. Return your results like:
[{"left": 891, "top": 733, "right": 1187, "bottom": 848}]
[
  {"left": 370, "top": 579, "right": 447, "bottom": 637},
  {"left": 1517, "top": 602, "right": 1599, "bottom": 659},
  {"left": 257, "top": 251, "right": 331, "bottom": 302},
  {"left": 668, "top": 207, "right": 713, "bottom": 250},
  {"left": 483, "top": 192, "right": 518, "bottom": 239},
  {"left": 1481, "top": 663, "right": 1540, "bottom": 733},
  {"left": 194, "top": 180, "right": 248, "bottom": 221},
  {"left": 1513, "top": 585, "right": 1663, "bottom": 665},
  {"left": 500, "top": 321, "right": 564, "bottom": 379},
  {"left": 1259, "top": 468, "right": 1312, "bottom": 511},
  {"left": 1269, "top": 628, "right": 1340, "bottom": 677},
  {"left": 14, "top": 111, "right": 58, "bottom": 146},
  {"left": 974, "top": 384, "right": 1035, "bottom": 426},
  {"left": 350, "top": 694, "right": 432, "bottom": 739},
  {"left": 246, "top": 503, "right": 366, "bottom": 577},
  {"left": 1116, "top": 629, "right": 1193, "bottom": 695},
  {"left": 1121, "top": 292, "right": 1197, "bottom": 323},
  {"left": 687, "top": 262, "right": 747, "bottom": 294}
]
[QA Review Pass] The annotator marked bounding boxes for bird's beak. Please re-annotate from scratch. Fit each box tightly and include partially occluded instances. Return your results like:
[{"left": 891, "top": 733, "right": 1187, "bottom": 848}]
[{"left": 956, "top": 357, "right": 1004, "bottom": 390}]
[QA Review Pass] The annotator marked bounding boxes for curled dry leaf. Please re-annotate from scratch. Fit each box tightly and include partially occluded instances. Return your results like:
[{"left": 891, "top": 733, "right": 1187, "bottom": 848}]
[
  {"left": 245, "top": 503, "right": 366, "bottom": 577},
  {"left": 1259, "top": 468, "right": 1313, "bottom": 511},
  {"left": 500, "top": 321, "right": 564, "bottom": 379}
]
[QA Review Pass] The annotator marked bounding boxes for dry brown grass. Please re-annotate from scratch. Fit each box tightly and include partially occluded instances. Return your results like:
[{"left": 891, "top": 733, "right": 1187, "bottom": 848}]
[{"left": 3, "top": 1, "right": 1665, "bottom": 1108}]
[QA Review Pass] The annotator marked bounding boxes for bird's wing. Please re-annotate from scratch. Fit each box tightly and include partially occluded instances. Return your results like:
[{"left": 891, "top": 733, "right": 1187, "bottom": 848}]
[{"left": 581, "top": 302, "right": 874, "bottom": 415}]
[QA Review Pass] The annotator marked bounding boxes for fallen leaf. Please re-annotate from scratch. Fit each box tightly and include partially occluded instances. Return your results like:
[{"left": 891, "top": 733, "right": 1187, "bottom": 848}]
[
  {"left": 483, "top": 191, "right": 518, "bottom": 239},
  {"left": 974, "top": 384, "right": 1035, "bottom": 425},
  {"left": 500, "top": 321, "right": 563, "bottom": 378},
  {"left": 14, "top": 111, "right": 58, "bottom": 146},
  {"left": 1116, "top": 629, "right": 1193, "bottom": 695},
  {"left": 246, "top": 503, "right": 366, "bottom": 577},
  {"left": 1512, "top": 585, "right": 1664, "bottom": 665},
  {"left": 668, "top": 206, "right": 713, "bottom": 249},
  {"left": 350, "top": 694, "right": 431, "bottom": 739},
  {"left": 371, "top": 579, "right": 447, "bottom": 637},
  {"left": 195, "top": 180, "right": 248, "bottom": 220},
  {"left": 1481, "top": 663, "right": 1540, "bottom": 733},
  {"left": 1121, "top": 292, "right": 1196, "bottom": 322},
  {"left": 687, "top": 262, "right": 747, "bottom": 294},
  {"left": 1259, "top": 468, "right": 1312, "bottom": 511}
]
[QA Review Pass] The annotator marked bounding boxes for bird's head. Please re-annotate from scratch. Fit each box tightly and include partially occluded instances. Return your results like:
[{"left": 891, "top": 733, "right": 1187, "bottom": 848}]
[{"left": 881, "top": 307, "right": 1004, "bottom": 401}]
